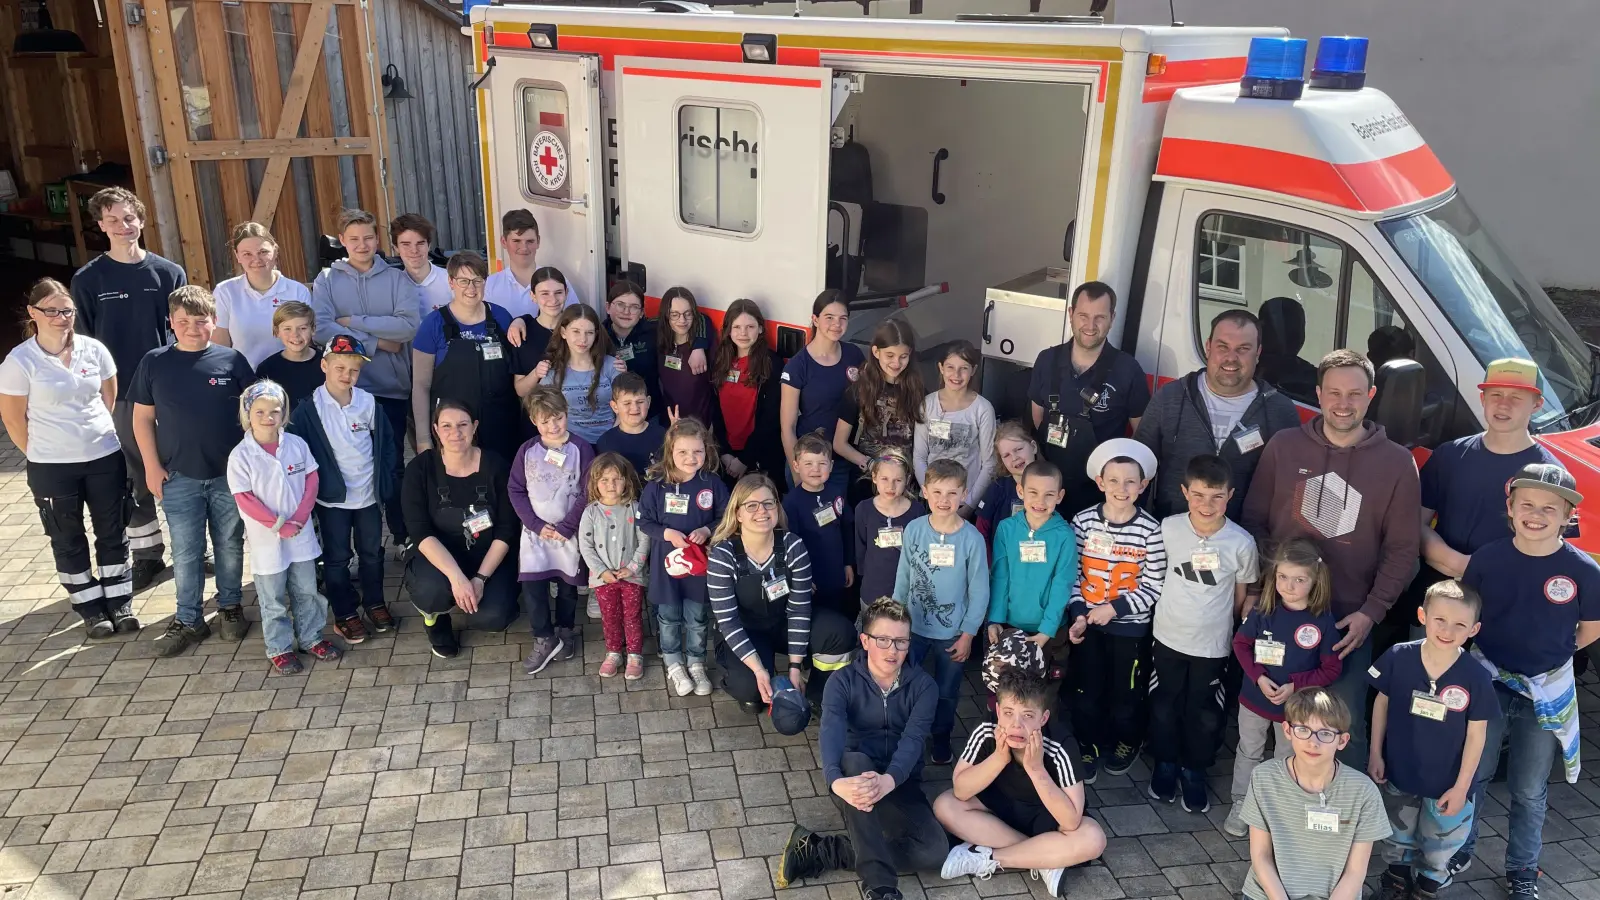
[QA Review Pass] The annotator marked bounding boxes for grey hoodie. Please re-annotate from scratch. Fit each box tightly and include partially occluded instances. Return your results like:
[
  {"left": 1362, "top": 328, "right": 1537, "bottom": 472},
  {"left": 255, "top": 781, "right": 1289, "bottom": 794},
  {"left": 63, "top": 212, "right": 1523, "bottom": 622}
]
[{"left": 310, "top": 257, "right": 420, "bottom": 399}]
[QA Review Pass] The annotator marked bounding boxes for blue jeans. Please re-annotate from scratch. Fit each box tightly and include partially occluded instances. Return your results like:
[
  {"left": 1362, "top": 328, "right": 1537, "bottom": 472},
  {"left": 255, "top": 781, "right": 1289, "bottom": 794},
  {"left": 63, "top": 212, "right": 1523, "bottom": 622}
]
[
  {"left": 161, "top": 474, "right": 244, "bottom": 627},
  {"left": 317, "top": 503, "right": 384, "bottom": 618},
  {"left": 657, "top": 597, "right": 708, "bottom": 666},
  {"left": 1329, "top": 637, "right": 1374, "bottom": 767},
  {"left": 1461, "top": 683, "right": 1557, "bottom": 878},
  {"left": 255, "top": 559, "right": 326, "bottom": 656},
  {"left": 910, "top": 633, "right": 963, "bottom": 740}
]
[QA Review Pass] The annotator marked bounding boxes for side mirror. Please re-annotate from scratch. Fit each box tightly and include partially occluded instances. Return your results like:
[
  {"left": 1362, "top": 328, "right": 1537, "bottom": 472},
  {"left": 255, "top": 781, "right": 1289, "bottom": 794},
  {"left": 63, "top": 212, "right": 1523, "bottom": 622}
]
[{"left": 1370, "top": 358, "right": 1425, "bottom": 448}]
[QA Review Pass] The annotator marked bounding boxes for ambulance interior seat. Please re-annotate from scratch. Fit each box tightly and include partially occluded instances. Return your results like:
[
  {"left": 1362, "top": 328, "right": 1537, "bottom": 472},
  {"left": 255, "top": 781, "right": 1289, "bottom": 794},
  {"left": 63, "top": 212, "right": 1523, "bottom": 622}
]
[
  {"left": 1370, "top": 358, "right": 1426, "bottom": 448},
  {"left": 826, "top": 137, "right": 928, "bottom": 305},
  {"left": 1258, "top": 296, "right": 1319, "bottom": 404}
]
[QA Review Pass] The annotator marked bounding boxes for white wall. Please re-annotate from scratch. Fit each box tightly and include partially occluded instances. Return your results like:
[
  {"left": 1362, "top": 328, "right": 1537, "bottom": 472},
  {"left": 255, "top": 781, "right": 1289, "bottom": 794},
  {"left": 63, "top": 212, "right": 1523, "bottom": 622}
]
[{"left": 1116, "top": 0, "right": 1600, "bottom": 289}]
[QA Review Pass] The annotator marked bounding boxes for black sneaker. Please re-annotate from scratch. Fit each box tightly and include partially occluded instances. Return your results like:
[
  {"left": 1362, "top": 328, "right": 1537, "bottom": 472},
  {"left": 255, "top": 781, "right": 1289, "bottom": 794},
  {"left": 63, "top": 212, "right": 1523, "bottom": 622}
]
[
  {"left": 929, "top": 735, "right": 954, "bottom": 766},
  {"left": 107, "top": 601, "right": 142, "bottom": 633},
  {"left": 775, "top": 824, "right": 830, "bottom": 888},
  {"left": 864, "top": 888, "right": 903, "bottom": 900},
  {"left": 1416, "top": 875, "right": 1446, "bottom": 900},
  {"left": 1445, "top": 851, "right": 1472, "bottom": 879},
  {"left": 1508, "top": 874, "right": 1539, "bottom": 900},
  {"left": 423, "top": 613, "right": 458, "bottom": 659},
  {"left": 739, "top": 700, "right": 765, "bottom": 715},
  {"left": 1180, "top": 766, "right": 1210, "bottom": 814},
  {"left": 1103, "top": 741, "right": 1138, "bottom": 776},
  {"left": 80, "top": 608, "right": 115, "bottom": 640},
  {"left": 1079, "top": 745, "right": 1099, "bottom": 785},
  {"left": 154, "top": 618, "right": 211, "bottom": 657},
  {"left": 556, "top": 627, "right": 578, "bottom": 661},
  {"left": 131, "top": 559, "right": 166, "bottom": 592},
  {"left": 1147, "top": 761, "right": 1178, "bottom": 802},
  {"left": 216, "top": 606, "right": 250, "bottom": 642},
  {"left": 1378, "top": 868, "right": 1411, "bottom": 900}
]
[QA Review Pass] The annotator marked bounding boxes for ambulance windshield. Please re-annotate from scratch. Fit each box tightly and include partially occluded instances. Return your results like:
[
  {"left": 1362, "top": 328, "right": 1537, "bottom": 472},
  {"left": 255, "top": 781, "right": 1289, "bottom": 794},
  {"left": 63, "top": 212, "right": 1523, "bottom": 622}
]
[{"left": 1380, "top": 194, "right": 1594, "bottom": 429}]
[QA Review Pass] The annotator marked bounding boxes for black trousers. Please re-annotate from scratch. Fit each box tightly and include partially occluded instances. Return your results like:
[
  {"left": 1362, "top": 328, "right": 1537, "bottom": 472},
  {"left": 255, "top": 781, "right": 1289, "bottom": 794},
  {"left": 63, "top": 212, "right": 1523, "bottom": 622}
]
[
  {"left": 403, "top": 551, "right": 519, "bottom": 631},
  {"left": 27, "top": 452, "right": 130, "bottom": 613},
  {"left": 524, "top": 578, "right": 578, "bottom": 638},
  {"left": 1066, "top": 628, "right": 1151, "bottom": 754},
  {"left": 1147, "top": 640, "right": 1228, "bottom": 770},
  {"left": 113, "top": 399, "right": 163, "bottom": 561},
  {"left": 716, "top": 606, "right": 857, "bottom": 704},
  {"left": 839, "top": 751, "right": 947, "bottom": 891},
  {"left": 374, "top": 396, "right": 410, "bottom": 544}
]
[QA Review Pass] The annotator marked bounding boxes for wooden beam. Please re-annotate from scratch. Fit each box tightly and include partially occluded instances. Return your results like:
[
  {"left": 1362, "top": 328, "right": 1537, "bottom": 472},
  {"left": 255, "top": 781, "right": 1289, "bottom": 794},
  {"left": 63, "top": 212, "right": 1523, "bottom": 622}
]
[
  {"left": 104, "top": 0, "right": 161, "bottom": 254},
  {"left": 142, "top": 0, "right": 210, "bottom": 284},
  {"left": 242, "top": 2, "right": 302, "bottom": 278},
  {"left": 338, "top": 2, "right": 385, "bottom": 249},
  {"left": 252, "top": 0, "right": 336, "bottom": 230},
  {"left": 187, "top": 136, "right": 373, "bottom": 160},
  {"left": 193, "top": 1, "right": 251, "bottom": 231},
  {"left": 298, "top": 2, "right": 345, "bottom": 235},
  {"left": 358, "top": 0, "right": 397, "bottom": 245}
]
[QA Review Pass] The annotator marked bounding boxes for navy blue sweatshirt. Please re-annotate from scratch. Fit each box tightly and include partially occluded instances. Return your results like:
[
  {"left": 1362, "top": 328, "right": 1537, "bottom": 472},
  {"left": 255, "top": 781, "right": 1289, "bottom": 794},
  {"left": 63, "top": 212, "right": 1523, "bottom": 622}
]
[
  {"left": 638, "top": 472, "right": 729, "bottom": 605},
  {"left": 821, "top": 655, "right": 937, "bottom": 788},
  {"left": 784, "top": 481, "right": 854, "bottom": 593},
  {"left": 853, "top": 497, "right": 927, "bottom": 607}
]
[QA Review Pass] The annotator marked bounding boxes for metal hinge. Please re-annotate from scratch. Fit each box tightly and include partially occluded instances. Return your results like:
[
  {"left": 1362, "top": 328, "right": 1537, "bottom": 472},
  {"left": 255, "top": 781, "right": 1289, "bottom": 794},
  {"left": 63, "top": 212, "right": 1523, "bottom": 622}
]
[
  {"left": 124, "top": 2, "right": 144, "bottom": 25},
  {"left": 149, "top": 146, "right": 168, "bottom": 168}
]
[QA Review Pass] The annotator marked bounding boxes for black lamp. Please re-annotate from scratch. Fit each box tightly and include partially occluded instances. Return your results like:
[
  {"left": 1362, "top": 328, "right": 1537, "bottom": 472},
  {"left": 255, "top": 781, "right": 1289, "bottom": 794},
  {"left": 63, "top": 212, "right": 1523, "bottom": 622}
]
[
  {"left": 381, "top": 64, "right": 414, "bottom": 101},
  {"left": 741, "top": 33, "right": 777, "bottom": 64},
  {"left": 13, "top": 1, "right": 88, "bottom": 55},
  {"left": 527, "top": 23, "right": 558, "bottom": 50}
]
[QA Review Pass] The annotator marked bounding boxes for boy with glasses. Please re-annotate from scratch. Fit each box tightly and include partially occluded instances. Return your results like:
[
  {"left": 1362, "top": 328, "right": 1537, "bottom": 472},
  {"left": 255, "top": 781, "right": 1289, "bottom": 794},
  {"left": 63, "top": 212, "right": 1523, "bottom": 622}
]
[{"left": 1239, "top": 687, "right": 1391, "bottom": 900}]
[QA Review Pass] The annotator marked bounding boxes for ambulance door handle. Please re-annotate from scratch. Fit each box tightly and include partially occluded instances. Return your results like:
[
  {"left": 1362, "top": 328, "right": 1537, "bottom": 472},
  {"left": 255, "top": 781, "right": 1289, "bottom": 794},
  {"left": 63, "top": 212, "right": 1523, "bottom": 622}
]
[
  {"left": 982, "top": 300, "right": 994, "bottom": 344},
  {"left": 931, "top": 148, "right": 948, "bottom": 205}
]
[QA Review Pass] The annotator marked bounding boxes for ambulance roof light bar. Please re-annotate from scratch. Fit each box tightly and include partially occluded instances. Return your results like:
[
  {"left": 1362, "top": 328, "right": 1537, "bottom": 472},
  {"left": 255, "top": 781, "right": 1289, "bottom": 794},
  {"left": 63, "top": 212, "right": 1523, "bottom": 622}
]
[
  {"left": 1239, "top": 36, "right": 1307, "bottom": 101},
  {"left": 1310, "top": 36, "right": 1369, "bottom": 91}
]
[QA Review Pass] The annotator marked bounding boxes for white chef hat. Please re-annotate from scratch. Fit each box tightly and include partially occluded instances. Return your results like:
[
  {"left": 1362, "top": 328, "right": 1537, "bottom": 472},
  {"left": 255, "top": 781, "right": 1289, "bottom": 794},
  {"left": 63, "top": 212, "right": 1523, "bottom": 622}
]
[{"left": 1086, "top": 438, "right": 1158, "bottom": 482}]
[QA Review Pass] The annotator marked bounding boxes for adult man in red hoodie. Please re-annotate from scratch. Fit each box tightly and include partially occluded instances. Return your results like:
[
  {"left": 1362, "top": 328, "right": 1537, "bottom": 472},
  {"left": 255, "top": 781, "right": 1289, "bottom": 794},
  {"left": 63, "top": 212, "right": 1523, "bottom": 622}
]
[{"left": 1241, "top": 349, "right": 1420, "bottom": 766}]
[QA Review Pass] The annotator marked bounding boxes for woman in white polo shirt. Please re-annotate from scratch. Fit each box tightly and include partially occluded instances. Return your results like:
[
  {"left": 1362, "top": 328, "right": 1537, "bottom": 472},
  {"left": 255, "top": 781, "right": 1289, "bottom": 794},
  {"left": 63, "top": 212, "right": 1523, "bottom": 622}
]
[
  {"left": 212, "top": 221, "right": 314, "bottom": 367},
  {"left": 0, "top": 279, "right": 136, "bottom": 638}
]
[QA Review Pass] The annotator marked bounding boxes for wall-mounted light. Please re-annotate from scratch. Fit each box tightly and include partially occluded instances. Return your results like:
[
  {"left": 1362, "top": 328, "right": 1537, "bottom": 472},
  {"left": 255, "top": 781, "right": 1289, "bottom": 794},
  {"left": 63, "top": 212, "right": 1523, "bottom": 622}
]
[
  {"left": 741, "top": 33, "right": 777, "bottom": 64},
  {"left": 381, "top": 64, "right": 414, "bottom": 100},
  {"left": 528, "top": 23, "right": 558, "bottom": 50}
]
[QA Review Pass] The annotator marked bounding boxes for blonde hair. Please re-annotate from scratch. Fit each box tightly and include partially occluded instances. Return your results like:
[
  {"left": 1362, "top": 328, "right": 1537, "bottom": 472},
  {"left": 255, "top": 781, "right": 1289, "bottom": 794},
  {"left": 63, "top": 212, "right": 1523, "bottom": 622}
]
[
  {"left": 866, "top": 449, "right": 913, "bottom": 498},
  {"left": 522, "top": 385, "right": 568, "bottom": 422},
  {"left": 710, "top": 473, "right": 787, "bottom": 544},
  {"left": 272, "top": 300, "right": 315, "bottom": 332},
  {"left": 238, "top": 379, "right": 289, "bottom": 437},
  {"left": 338, "top": 208, "right": 378, "bottom": 234},
  {"left": 647, "top": 418, "right": 720, "bottom": 484},
  {"left": 587, "top": 452, "right": 642, "bottom": 505},
  {"left": 993, "top": 420, "right": 1037, "bottom": 475},
  {"left": 1257, "top": 537, "right": 1333, "bottom": 617},
  {"left": 1283, "top": 686, "right": 1351, "bottom": 733}
]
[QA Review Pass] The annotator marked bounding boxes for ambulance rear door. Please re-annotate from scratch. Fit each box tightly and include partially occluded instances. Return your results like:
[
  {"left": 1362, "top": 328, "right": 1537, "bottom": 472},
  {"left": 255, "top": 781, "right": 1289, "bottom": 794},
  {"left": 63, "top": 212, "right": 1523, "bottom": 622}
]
[
  {"left": 616, "top": 56, "right": 832, "bottom": 329},
  {"left": 484, "top": 49, "right": 606, "bottom": 307}
]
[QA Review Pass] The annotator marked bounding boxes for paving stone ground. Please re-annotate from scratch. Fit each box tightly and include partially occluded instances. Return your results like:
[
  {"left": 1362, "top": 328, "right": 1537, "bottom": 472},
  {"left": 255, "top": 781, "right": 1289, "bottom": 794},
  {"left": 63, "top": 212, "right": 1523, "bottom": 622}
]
[{"left": 3, "top": 434, "right": 1600, "bottom": 900}]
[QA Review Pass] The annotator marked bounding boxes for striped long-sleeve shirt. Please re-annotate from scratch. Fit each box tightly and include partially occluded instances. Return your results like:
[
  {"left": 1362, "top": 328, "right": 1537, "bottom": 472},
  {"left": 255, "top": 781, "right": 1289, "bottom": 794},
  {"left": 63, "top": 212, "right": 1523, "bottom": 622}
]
[
  {"left": 707, "top": 531, "right": 814, "bottom": 662},
  {"left": 1067, "top": 504, "right": 1166, "bottom": 637}
]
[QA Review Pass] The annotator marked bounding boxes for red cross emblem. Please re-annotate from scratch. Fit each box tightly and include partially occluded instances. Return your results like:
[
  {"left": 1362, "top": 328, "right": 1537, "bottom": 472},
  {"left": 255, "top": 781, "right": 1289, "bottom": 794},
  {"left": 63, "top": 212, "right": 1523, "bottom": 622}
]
[{"left": 528, "top": 131, "right": 568, "bottom": 194}]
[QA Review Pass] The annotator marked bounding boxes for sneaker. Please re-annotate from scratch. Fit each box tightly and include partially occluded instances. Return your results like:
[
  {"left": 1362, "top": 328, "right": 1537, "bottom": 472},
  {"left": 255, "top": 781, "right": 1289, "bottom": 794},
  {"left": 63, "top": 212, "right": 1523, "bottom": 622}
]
[
  {"left": 107, "top": 601, "right": 141, "bottom": 633},
  {"left": 216, "top": 606, "right": 250, "bottom": 642},
  {"left": 1103, "top": 741, "right": 1138, "bottom": 776},
  {"left": 940, "top": 843, "right": 998, "bottom": 880},
  {"left": 386, "top": 537, "right": 413, "bottom": 562},
  {"left": 366, "top": 604, "right": 395, "bottom": 633},
  {"left": 1416, "top": 875, "right": 1447, "bottom": 899},
  {"left": 864, "top": 890, "right": 903, "bottom": 900},
  {"left": 557, "top": 627, "right": 578, "bottom": 661},
  {"left": 307, "top": 640, "right": 343, "bottom": 661},
  {"left": 154, "top": 618, "right": 210, "bottom": 657},
  {"left": 524, "top": 636, "right": 564, "bottom": 675},
  {"left": 269, "top": 652, "right": 304, "bottom": 675},
  {"left": 1031, "top": 867, "right": 1065, "bottom": 898},
  {"left": 688, "top": 662, "right": 713, "bottom": 696},
  {"left": 600, "top": 652, "right": 623, "bottom": 678},
  {"left": 1147, "top": 762, "right": 1179, "bottom": 802},
  {"left": 1378, "top": 869, "right": 1411, "bottom": 900},
  {"left": 666, "top": 663, "right": 695, "bottom": 697},
  {"left": 587, "top": 594, "right": 601, "bottom": 620},
  {"left": 334, "top": 615, "right": 368, "bottom": 644},
  {"left": 739, "top": 700, "right": 764, "bottom": 715},
  {"left": 775, "top": 824, "right": 828, "bottom": 889},
  {"left": 1078, "top": 745, "right": 1099, "bottom": 785},
  {"left": 625, "top": 654, "right": 644, "bottom": 680},
  {"left": 80, "top": 609, "right": 115, "bottom": 640},
  {"left": 423, "top": 613, "right": 458, "bottom": 659},
  {"left": 929, "top": 735, "right": 954, "bottom": 766},
  {"left": 1508, "top": 873, "right": 1540, "bottom": 900},
  {"left": 1222, "top": 807, "right": 1249, "bottom": 838},
  {"left": 1180, "top": 766, "right": 1210, "bottom": 814},
  {"left": 1445, "top": 851, "right": 1473, "bottom": 880},
  {"left": 131, "top": 559, "right": 166, "bottom": 591}
]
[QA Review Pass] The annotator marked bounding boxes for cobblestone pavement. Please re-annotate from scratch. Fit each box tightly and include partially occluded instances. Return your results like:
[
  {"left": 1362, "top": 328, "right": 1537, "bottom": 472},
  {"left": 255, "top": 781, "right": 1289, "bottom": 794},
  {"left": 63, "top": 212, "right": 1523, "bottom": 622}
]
[{"left": 3, "top": 436, "right": 1600, "bottom": 900}]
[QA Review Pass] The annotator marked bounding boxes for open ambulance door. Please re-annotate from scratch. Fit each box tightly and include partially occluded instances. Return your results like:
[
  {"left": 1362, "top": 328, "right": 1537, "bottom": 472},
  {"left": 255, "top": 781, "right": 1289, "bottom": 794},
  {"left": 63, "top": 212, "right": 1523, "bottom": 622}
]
[
  {"left": 483, "top": 50, "right": 606, "bottom": 307},
  {"left": 616, "top": 57, "right": 833, "bottom": 339}
]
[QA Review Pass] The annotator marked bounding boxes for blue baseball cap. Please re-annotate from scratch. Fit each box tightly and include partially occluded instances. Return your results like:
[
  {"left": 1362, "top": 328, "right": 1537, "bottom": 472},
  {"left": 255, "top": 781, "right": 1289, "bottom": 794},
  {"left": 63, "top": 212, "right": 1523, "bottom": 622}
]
[{"left": 769, "top": 675, "right": 811, "bottom": 736}]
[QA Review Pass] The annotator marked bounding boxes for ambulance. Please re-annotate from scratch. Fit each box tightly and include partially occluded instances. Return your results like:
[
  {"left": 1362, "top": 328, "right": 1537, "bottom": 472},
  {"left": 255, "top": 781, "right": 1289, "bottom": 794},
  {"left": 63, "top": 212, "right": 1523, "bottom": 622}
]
[{"left": 466, "top": 4, "right": 1600, "bottom": 538}]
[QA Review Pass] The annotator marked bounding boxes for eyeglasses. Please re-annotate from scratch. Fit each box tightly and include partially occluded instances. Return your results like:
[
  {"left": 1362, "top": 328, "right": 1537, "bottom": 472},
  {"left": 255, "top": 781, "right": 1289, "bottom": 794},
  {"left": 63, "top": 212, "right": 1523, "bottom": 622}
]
[
  {"left": 1288, "top": 724, "right": 1345, "bottom": 744},
  {"left": 610, "top": 302, "right": 643, "bottom": 314},
  {"left": 668, "top": 310, "right": 696, "bottom": 322},
  {"left": 32, "top": 307, "right": 75, "bottom": 319},
  {"left": 453, "top": 278, "right": 486, "bottom": 289},
  {"left": 864, "top": 634, "right": 911, "bottom": 651},
  {"left": 739, "top": 500, "right": 777, "bottom": 514}
]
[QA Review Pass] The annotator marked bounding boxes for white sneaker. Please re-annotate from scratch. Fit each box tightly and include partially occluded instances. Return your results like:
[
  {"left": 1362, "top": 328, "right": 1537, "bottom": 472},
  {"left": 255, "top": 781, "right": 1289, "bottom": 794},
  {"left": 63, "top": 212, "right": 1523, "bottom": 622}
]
[
  {"left": 1223, "top": 807, "right": 1249, "bottom": 838},
  {"left": 586, "top": 594, "right": 601, "bottom": 620},
  {"left": 688, "top": 662, "right": 713, "bottom": 696},
  {"left": 1031, "top": 867, "right": 1064, "bottom": 898},
  {"left": 667, "top": 663, "right": 695, "bottom": 697},
  {"left": 940, "top": 843, "right": 998, "bottom": 880}
]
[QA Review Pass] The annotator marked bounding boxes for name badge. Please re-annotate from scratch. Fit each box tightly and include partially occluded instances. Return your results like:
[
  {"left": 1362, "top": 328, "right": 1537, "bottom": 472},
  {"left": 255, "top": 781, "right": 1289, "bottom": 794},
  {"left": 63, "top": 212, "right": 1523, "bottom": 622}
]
[
  {"left": 665, "top": 493, "right": 690, "bottom": 515},
  {"left": 1086, "top": 531, "right": 1115, "bottom": 556},
  {"left": 463, "top": 506, "right": 493, "bottom": 538},
  {"left": 1191, "top": 548, "right": 1220, "bottom": 571},
  {"left": 1019, "top": 540, "right": 1048, "bottom": 563},
  {"left": 481, "top": 342, "right": 503, "bottom": 361},
  {"left": 875, "top": 527, "right": 903, "bottom": 548},
  {"left": 813, "top": 505, "right": 837, "bottom": 527},
  {"left": 929, "top": 543, "right": 956, "bottom": 567},
  {"left": 927, "top": 421, "right": 951, "bottom": 441},
  {"left": 1410, "top": 690, "right": 1448, "bottom": 722},
  {"left": 664, "top": 355, "right": 683, "bottom": 371},
  {"left": 544, "top": 447, "right": 567, "bottom": 467},
  {"left": 725, "top": 369, "right": 741, "bottom": 384},
  {"left": 1234, "top": 426, "right": 1264, "bottom": 454},
  {"left": 763, "top": 576, "right": 791, "bottom": 600},
  {"left": 617, "top": 345, "right": 635, "bottom": 362},
  {"left": 1305, "top": 806, "right": 1340, "bottom": 833},
  {"left": 1254, "top": 638, "right": 1286, "bottom": 667},
  {"left": 1046, "top": 422, "right": 1069, "bottom": 448}
]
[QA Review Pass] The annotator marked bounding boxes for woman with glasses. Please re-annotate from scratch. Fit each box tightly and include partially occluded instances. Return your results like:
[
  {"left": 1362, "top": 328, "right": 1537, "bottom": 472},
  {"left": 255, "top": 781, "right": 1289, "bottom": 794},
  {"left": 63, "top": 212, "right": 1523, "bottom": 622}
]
[
  {"left": 411, "top": 251, "right": 521, "bottom": 462},
  {"left": 707, "top": 474, "right": 856, "bottom": 716},
  {"left": 656, "top": 287, "right": 717, "bottom": 429},
  {"left": 0, "top": 279, "right": 136, "bottom": 637}
]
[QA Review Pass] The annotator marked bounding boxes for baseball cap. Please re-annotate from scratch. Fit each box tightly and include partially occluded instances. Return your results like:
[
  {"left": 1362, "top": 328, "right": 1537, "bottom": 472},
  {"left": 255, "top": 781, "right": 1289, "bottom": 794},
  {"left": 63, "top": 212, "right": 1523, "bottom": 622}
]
[
  {"left": 769, "top": 675, "right": 811, "bottom": 736},
  {"left": 1085, "top": 437, "right": 1158, "bottom": 482},
  {"left": 325, "top": 334, "right": 371, "bottom": 360},
  {"left": 664, "top": 543, "right": 708, "bottom": 579},
  {"left": 1509, "top": 462, "right": 1582, "bottom": 507},
  {"left": 1478, "top": 358, "right": 1541, "bottom": 395}
]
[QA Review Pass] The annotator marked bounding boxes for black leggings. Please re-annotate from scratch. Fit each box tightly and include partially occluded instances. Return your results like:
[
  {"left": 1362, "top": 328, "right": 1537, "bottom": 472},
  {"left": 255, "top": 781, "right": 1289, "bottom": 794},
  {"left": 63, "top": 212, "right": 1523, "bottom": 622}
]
[
  {"left": 27, "top": 452, "right": 130, "bottom": 613},
  {"left": 715, "top": 606, "right": 857, "bottom": 704},
  {"left": 403, "top": 551, "right": 519, "bottom": 631}
]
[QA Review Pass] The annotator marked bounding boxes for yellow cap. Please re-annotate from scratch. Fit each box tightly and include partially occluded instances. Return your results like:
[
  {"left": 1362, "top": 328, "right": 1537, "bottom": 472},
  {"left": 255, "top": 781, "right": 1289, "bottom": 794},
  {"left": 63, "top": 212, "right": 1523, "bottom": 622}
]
[{"left": 1478, "top": 358, "right": 1541, "bottom": 395}]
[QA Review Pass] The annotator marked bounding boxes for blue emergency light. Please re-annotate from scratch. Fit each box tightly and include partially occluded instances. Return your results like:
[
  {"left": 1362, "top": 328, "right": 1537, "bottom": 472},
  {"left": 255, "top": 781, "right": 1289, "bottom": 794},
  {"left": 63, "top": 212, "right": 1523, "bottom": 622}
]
[
  {"left": 1239, "top": 37, "right": 1307, "bottom": 100},
  {"left": 1310, "top": 36, "right": 1369, "bottom": 90}
]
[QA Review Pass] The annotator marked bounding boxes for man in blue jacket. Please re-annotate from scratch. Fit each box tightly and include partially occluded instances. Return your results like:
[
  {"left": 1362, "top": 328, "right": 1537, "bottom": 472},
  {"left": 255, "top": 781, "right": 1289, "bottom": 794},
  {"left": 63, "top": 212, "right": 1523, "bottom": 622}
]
[{"left": 776, "top": 598, "right": 946, "bottom": 900}]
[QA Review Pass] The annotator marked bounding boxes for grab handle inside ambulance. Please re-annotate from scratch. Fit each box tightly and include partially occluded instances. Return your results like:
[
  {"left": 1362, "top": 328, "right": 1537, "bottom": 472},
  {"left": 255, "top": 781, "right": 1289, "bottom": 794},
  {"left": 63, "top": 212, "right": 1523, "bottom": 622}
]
[
  {"left": 931, "top": 148, "right": 949, "bottom": 205},
  {"left": 982, "top": 300, "right": 994, "bottom": 344},
  {"left": 1062, "top": 219, "right": 1075, "bottom": 264}
]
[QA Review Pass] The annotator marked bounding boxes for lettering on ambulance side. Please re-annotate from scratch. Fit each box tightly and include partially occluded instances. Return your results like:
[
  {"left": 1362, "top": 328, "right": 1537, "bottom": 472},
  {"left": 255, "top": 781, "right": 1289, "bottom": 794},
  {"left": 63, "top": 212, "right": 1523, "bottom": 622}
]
[
  {"left": 1080, "top": 558, "right": 1142, "bottom": 606},
  {"left": 679, "top": 124, "right": 759, "bottom": 156},
  {"left": 608, "top": 118, "right": 621, "bottom": 231},
  {"left": 1350, "top": 113, "right": 1413, "bottom": 141}
]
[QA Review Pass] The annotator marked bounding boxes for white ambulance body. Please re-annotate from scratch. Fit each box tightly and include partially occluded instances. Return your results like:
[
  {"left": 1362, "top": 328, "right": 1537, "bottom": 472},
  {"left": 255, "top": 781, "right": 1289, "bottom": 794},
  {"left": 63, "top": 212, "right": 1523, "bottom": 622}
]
[{"left": 468, "top": 5, "right": 1600, "bottom": 542}]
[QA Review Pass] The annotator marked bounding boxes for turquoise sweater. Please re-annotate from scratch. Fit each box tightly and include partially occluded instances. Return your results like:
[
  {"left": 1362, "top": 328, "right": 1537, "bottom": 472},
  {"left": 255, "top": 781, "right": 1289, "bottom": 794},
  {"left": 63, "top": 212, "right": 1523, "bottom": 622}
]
[
  {"left": 892, "top": 516, "right": 989, "bottom": 640},
  {"left": 987, "top": 512, "right": 1078, "bottom": 638}
]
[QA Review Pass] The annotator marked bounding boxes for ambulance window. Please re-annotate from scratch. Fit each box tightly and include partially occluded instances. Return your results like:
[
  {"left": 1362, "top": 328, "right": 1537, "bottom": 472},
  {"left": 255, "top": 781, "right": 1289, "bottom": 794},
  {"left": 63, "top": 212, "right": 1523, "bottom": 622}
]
[
  {"left": 518, "top": 85, "right": 571, "bottom": 202},
  {"left": 1193, "top": 213, "right": 1343, "bottom": 406},
  {"left": 678, "top": 104, "right": 759, "bottom": 235},
  {"left": 1347, "top": 261, "right": 1409, "bottom": 365}
]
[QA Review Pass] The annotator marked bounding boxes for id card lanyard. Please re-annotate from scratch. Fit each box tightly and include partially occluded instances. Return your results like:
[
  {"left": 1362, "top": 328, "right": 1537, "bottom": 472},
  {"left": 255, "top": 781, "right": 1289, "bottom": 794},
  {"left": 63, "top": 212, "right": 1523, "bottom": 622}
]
[
  {"left": 876, "top": 511, "right": 903, "bottom": 548},
  {"left": 665, "top": 482, "right": 690, "bottom": 515},
  {"left": 928, "top": 528, "right": 955, "bottom": 567}
]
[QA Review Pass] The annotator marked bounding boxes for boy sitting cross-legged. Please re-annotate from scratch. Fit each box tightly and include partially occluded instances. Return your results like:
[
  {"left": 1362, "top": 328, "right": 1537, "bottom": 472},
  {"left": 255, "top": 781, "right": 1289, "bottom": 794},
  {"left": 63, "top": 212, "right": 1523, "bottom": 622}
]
[{"left": 935, "top": 668, "right": 1107, "bottom": 898}]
